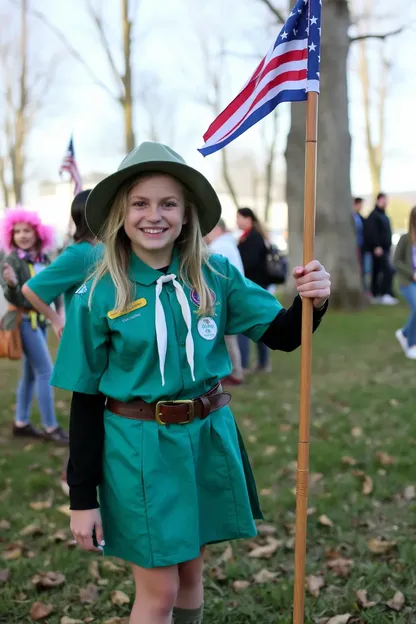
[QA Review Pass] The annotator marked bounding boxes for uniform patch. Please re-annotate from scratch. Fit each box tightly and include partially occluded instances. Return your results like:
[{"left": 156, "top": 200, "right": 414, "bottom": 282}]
[
  {"left": 190, "top": 288, "right": 216, "bottom": 307},
  {"left": 75, "top": 283, "right": 87, "bottom": 295},
  {"left": 197, "top": 317, "right": 218, "bottom": 341},
  {"left": 107, "top": 298, "right": 147, "bottom": 320}
]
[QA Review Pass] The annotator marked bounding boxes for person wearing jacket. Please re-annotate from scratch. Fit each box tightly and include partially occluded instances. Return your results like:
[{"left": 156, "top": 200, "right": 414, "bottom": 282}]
[
  {"left": 0, "top": 208, "right": 68, "bottom": 443},
  {"left": 205, "top": 218, "right": 245, "bottom": 385},
  {"left": 365, "top": 193, "right": 398, "bottom": 305},
  {"left": 394, "top": 206, "right": 416, "bottom": 359}
]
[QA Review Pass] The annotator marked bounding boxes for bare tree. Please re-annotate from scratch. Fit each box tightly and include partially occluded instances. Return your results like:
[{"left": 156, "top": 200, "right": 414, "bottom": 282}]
[{"left": 23, "top": 0, "right": 136, "bottom": 153}]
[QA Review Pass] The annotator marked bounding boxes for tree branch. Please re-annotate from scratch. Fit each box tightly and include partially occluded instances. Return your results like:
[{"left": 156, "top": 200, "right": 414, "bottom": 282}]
[
  {"left": 350, "top": 27, "right": 404, "bottom": 43},
  {"left": 255, "top": 0, "right": 285, "bottom": 24}
]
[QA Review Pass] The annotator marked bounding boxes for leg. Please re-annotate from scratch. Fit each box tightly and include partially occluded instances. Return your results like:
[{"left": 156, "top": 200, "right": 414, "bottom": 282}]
[
  {"left": 174, "top": 549, "right": 205, "bottom": 623},
  {"left": 257, "top": 340, "right": 270, "bottom": 371},
  {"left": 371, "top": 254, "right": 380, "bottom": 297},
  {"left": 238, "top": 334, "right": 250, "bottom": 370},
  {"left": 224, "top": 335, "right": 244, "bottom": 382},
  {"left": 15, "top": 321, "right": 36, "bottom": 426},
  {"left": 130, "top": 563, "right": 179, "bottom": 624},
  {"left": 400, "top": 284, "right": 416, "bottom": 347},
  {"left": 24, "top": 325, "right": 58, "bottom": 430}
]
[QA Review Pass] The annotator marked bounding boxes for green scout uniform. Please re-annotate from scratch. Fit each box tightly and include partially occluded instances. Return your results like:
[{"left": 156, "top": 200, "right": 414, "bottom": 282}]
[
  {"left": 51, "top": 251, "right": 282, "bottom": 568},
  {"left": 26, "top": 242, "right": 102, "bottom": 312}
]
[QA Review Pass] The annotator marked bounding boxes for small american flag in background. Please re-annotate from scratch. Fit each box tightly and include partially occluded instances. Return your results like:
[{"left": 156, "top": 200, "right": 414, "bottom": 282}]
[
  {"left": 199, "top": 0, "right": 321, "bottom": 156},
  {"left": 59, "top": 136, "right": 83, "bottom": 196}
]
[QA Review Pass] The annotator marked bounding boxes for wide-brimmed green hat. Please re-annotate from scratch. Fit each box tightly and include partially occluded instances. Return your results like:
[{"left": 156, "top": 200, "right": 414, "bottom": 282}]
[{"left": 85, "top": 141, "right": 222, "bottom": 238}]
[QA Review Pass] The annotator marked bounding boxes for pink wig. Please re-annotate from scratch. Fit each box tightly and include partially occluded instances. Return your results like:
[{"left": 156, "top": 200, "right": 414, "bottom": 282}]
[{"left": 0, "top": 206, "right": 55, "bottom": 253}]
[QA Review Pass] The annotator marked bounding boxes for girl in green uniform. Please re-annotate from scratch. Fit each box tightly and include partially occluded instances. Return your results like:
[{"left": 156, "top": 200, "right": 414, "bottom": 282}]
[{"left": 51, "top": 142, "right": 331, "bottom": 624}]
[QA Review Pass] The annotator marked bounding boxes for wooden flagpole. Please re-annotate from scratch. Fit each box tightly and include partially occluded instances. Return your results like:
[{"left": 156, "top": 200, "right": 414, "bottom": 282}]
[{"left": 293, "top": 90, "right": 319, "bottom": 624}]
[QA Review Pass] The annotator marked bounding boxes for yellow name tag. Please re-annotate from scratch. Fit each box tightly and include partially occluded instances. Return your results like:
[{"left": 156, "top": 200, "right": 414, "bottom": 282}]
[{"left": 107, "top": 298, "right": 147, "bottom": 320}]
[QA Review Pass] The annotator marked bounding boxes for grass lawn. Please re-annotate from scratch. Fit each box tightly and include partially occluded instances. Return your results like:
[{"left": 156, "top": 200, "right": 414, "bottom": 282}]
[{"left": 0, "top": 304, "right": 415, "bottom": 623}]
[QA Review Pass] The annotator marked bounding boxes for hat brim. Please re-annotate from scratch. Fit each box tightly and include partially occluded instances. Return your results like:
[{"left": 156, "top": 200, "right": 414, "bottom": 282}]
[{"left": 85, "top": 161, "right": 222, "bottom": 238}]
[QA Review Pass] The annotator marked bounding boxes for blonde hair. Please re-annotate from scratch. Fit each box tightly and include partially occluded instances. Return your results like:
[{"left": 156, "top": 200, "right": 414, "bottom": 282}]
[{"left": 89, "top": 173, "right": 214, "bottom": 316}]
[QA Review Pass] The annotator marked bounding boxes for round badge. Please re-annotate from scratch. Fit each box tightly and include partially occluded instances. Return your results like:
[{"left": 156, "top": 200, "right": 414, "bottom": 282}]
[
  {"left": 190, "top": 288, "right": 216, "bottom": 307},
  {"left": 197, "top": 317, "right": 218, "bottom": 341}
]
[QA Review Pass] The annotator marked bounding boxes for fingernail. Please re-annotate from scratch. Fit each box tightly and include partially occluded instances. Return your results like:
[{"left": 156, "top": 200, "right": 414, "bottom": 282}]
[{"left": 99, "top": 540, "right": 105, "bottom": 547}]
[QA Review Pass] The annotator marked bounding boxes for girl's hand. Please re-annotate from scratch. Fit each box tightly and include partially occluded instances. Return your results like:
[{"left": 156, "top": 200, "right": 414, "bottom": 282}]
[
  {"left": 3, "top": 263, "right": 17, "bottom": 287},
  {"left": 52, "top": 320, "right": 65, "bottom": 341},
  {"left": 70, "top": 508, "right": 104, "bottom": 552},
  {"left": 293, "top": 260, "right": 331, "bottom": 309}
]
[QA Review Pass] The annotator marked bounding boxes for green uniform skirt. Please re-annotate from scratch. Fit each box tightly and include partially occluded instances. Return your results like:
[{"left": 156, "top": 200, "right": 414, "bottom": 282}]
[{"left": 99, "top": 405, "right": 263, "bottom": 568}]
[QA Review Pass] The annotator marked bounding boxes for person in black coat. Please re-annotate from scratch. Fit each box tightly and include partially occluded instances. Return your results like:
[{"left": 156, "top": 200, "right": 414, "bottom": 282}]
[
  {"left": 365, "top": 192, "right": 398, "bottom": 305},
  {"left": 236, "top": 207, "right": 271, "bottom": 371}
]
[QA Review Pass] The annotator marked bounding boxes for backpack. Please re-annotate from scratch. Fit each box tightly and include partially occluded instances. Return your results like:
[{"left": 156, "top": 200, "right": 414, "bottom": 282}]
[{"left": 265, "top": 244, "right": 288, "bottom": 285}]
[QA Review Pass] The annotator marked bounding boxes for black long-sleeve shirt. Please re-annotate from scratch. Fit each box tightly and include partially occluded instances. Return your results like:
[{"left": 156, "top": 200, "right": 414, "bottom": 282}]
[
  {"left": 68, "top": 295, "right": 328, "bottom": 510},
  {"left": 365, "top": 207, "right": 392, "bottom": 252}
]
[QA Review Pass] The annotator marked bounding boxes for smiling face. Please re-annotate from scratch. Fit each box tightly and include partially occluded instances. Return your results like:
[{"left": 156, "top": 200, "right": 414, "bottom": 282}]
[
  {"left": 123, "top": 174, "right": 187, "bottom": 266},
  {"left": 13, "top": 222, "right": 37, "bottom": 251}
]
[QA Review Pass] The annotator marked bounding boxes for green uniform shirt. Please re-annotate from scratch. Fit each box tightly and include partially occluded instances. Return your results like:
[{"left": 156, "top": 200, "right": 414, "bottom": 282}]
[
  {"left": 26, "top": 242, "right": 102, "bottom": 312},
  {"left": 51, "top": 251, "right": 282, "bottom": 402}
]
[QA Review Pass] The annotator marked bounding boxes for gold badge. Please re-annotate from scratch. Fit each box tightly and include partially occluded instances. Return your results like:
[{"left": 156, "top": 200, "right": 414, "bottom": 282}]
[{"left": 107, "top": 298, "right": 147, "bottom": 319}]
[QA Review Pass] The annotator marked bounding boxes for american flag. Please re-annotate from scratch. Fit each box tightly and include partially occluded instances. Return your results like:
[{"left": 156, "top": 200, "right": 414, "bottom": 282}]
[
  {"left": 59, "top": 136, "right": 83, "bottom": 195},
  {"left": 199, "top": 0, "right": 321, "bottom": 156}
]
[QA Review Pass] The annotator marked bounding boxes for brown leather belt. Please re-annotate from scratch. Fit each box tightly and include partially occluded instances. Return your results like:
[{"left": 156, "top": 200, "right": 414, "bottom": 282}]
[{"left": 106, "top": 383, "right": 231, "bottom": 426}]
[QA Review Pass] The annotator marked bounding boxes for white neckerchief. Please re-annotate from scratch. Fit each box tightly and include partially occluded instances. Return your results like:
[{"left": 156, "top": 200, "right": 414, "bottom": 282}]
[{"left": 155, "top": 274, "right": 195, "bottom": 386}]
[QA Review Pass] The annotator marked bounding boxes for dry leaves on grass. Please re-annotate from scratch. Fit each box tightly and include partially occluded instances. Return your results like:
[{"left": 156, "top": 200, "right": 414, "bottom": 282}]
[
  {"left": 57, "top": 504, "right": 71, "bottom": 517},
  {"left": 20, "top": 523, "right": 43, "bottom": 537},
  {"left": 386, "top": 591, "right": 405, "bottom": 611},
  {"left": 61, "top": 618, "right": 83, "bottom": 624},
  {"left": 216, "top": 544, "right": 233, "bottom": 565},
  {"left": 318, "top": 515, "right": 334, "bottom": 528},
  {"left": 356, "top": 589, "right": 378, "bottom": 608},
  {"left": 351, "top": 426, "right": 362, "bottom": 437},
  {"left": 104, "top": 618, "right": 129, "bottom": 624},
  {"left": 112, "top": 590, "right": 131, "bottom": 606},
  {"left": 2, "top": 544, "right": 22, "bottom": 561},
  {"left": 32, "top": 571, "right": 66, "bottom": 590},
  {"left": 29, "top": 500, "right": 52, "bottom": 511},
  {"left": 403, "top": 485, "right": 415, "bottom": 501},
  {"left": 264, "top": 445, "right": 277, "bottom": 456},
  {"left": 0, "top": 519, "right": 11, "bottom": 530},
  {"left": 256, "top": 523, "right": 277, "bottom": 536},
  {"left": 50, "top": 530, "right": 68, "bottom": 543},
  {"left": 30, "top": 602, "right": 54, "bottom": 621},
  {"left": 326, "top": 558, "right": 354, "bottom": 578},
  {"left": 376, "top": 451, "right": 396, "bottom": 466},
  {"left": 341, "top": 456, "right": 357, "bottom": 466},
  {"left": 102, "top": 560, "right": 124, "bottom": 573},
  {"left": 253, "top": 568, "right": 278, "bottom": 584},
  {"left": 89, "top": 560, "right": 101, "bottom": 580},
  {"left": 362, "top": 475, "right": 374, "bottom": 495},
  {"left": 79, "top": 584, "right": 100, "bottom": 604},
  {"left": 232, "top": 580, "right": 250, "bottom": 592},
  {"left": 0, "top": 569, "right": 10, "bottom": 583},
  {"left": 325, "top": 615, "right": 352, "bottom": 624},
  {"left": 306, "top": 574, "right": 325, "bottom": 597},
  {"left": 248, "top": 537, "right": 282, "bottom": 559},
  {"left": 367, "top": 538, "right": 397, "bottom": 555}
]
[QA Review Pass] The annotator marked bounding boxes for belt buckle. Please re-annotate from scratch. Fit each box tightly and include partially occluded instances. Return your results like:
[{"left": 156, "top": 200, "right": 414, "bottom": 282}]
[{"left": 155, "top": 400, "right": 195, "bottom": 425}]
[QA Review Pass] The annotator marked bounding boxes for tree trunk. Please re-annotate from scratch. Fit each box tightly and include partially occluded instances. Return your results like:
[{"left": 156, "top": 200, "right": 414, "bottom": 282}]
[
  {"left": 286, "top": 0, "right": 363, "bottom": 309},
  {"left": 264, "top": 108, "right": 279, "bottom": 223},
  {"left": 0, "top": 157, "right": 10, "bottom": 207},
  {"left": 122, "top": 0, "right": 135, "bottom": 153},
  {"left": 13, "top": 0, "right": 28, "bottom": 204}
]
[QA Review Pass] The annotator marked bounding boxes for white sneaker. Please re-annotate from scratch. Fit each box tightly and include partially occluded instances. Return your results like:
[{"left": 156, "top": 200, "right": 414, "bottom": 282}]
[
  {"left": 396, "top": 329, "right": 408, "bottom": 353},
  {"left": 381, "top": 295, "right": 399, "bottom": 305},
  {"left": 406, "top": 346, "right": 416, "bottom": 360}
]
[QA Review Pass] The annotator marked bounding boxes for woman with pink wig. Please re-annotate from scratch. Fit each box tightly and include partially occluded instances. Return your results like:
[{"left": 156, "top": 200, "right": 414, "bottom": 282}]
[{"left": 0, "top": 207, "right": 68, "bottom": 444}]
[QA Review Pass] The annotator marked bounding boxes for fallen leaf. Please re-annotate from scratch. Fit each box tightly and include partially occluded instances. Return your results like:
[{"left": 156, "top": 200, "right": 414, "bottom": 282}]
[
  {"left": 362, "top": 475, "right": 374, "bottom": 495},
  {"left": 247, "top": 435, "right": 257, "bottom": 443},
  {"left": 341, "top": 456, "right": 357, "bottom": 466},
  {"left": 351, "top": 427, "right": 362, "bottom": 437},
  {"left": 26, "top": 550, "right": 36, "bottom": 559},
  {"left": 32, "top": 571, "right": 66, "bottom": 589},
  {"left": 24, "top": 444, "right": 34, "bottom": 452},
  {"left": 0, "top": 569, "right": 10, "bottom": 583},
  {"left": 50, "top": 530, "right": 68, "bottom": 542},
  {"left": 306, "top": 574, "right": 325, "bottom": 597},
  {"left": 389, "top": 398, "right": 400, "bottom": 407},
  {"left": 112, "top": 590, "right": 130, "bottom": 606},
  {"left": 367, "top": 538, "right": 397, "bottom": 555},
  {"left": 28, "top": 464, "right": 41, "bottom": 471},
  {"left": 256, "top": 523, "right": 277, "bottom": 536},
  {"left": 376, "top": 451, "right": 395, "bottom": 466},
  {"left": 248, "top": 537, "right": 282, "bottom": 559},
  {"left": 253, "top": 568, "right": 278, "bottom": 584},
  {"left": 264, "top": 445, "right": 277, "bottom": 456},
  {"left": 356, "top": 589, "right": 378, "bottom": 608},
  {"left": 2, "top": 545, "right": 22, "bottom": 561},
  {"left": 98, "top": 578, "right": 109, "bottom": 586},
  {"left": 326, "top": 558, "right": 354, "bottom": 578},
  {"left": 102, "top": 560, "right": 124, "bottom": 573},
  {"left": 57, "top": 504, "right": 71, "bottom": 517},
  {"left": 56, "top": 400, "right": 67, "bottom": 410},
  {"left": 309, "top": 473, "right": 324, "bottom": 487},
  {"left": 216, "top": 544, "right": 233, "bottom": 565},
  {"left": 0, "top": 519, "right": 11, "bottom": 530},
  {"left": 319, "top": 514, "right": 334, "bottom": 528},
  {"left": 279, "top": 423, "right": 292, "bottom": 431},
  {"left": 89, "top": 560, "right": 101, "bottom": 580},
  {"left": 20, "top": 524, "right": 43, "bottom": 537},
  {"left": 307, "top": 507, "right": 317, "bottom": 516},
  {"left": 326, "top": 616, "right": 351, "bottom": 624},
  {"left": 260, "top": 488, "right": 273, "bottom": 496},
  {"left": 30, "top": 500, "right": 52, "bottom": 511},
  {"left": 386, "top": 591, "right": 405, "bottom": 611},
  {"left": 61, "top": 618, "right": 83, "bottom": 624},
  {"left": 104, "top": 619, "right": 129, "bottom": 624},
  {"left": 30, "top": 602, "right": 54, "bottom": 621},
  {"left": 209, "top": 566, "right": 227, "bottom": 582},
  {"left": 232, "top": 580, "right": 250, "bottom": 591},
  {"left": 43, "top": 467, "right": 54, "bottom": 476},
  {"left": 14, "top": 592, "right": 27, "bottom": 601},
  {"left": 79, "top": 584, "right": 99, "bottom": 604},
  {"left": 403, "top": 485, "right": 415, "bottom": 501}
]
